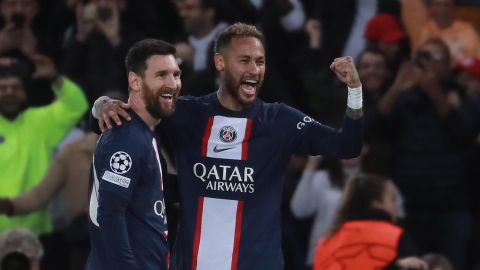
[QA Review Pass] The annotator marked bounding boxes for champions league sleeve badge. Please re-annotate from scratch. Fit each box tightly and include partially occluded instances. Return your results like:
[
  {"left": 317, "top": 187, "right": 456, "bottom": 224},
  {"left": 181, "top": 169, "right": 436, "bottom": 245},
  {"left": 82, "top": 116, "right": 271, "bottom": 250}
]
[{"left": 109, "top": 151, "right": 132, "bottom": 174}]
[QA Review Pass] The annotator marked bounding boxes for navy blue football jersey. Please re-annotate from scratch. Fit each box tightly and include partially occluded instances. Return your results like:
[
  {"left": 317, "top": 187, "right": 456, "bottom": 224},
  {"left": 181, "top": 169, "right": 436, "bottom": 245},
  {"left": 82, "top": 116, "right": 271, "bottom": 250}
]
[
  {"left": 165, "top": 93, "right": 363, "bottom": 270},
  {"left": 87, "top": 111, "right": 169, "bottom": 270}
]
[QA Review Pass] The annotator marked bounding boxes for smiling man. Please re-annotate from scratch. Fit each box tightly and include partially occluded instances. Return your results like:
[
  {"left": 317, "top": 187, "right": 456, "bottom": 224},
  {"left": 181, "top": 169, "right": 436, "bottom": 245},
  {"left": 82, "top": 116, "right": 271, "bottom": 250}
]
[
  {"left": 93, "top": 23, "right": 363, "bottom": 270},
  {"left": 86, "top": 39, "right": 181, "bottom": 270}
]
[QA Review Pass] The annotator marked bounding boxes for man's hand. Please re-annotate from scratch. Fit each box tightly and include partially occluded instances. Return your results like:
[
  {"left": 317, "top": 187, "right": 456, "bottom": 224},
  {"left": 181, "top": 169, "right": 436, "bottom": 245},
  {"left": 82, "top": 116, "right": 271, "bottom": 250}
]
[
  {"left": 31, "top": 54, "right": 60, "bottom": 82},
  {"left": 330, "top": 56, "right": 361, "bottom": 88},
  {"left": 391, "top": 62, "right": 422, "bottom": 93},
  {"left": 96, "top": 5, "right": 121, "bottom": 47},
  {"left": 0, "top": 24, "right": 23, "bottom": 53},
  {"left": 305, "top": 19, "right": 322, "bottom": 49},
  {"left": 95, "top": 97, "right": 131, "bottom": 132}
]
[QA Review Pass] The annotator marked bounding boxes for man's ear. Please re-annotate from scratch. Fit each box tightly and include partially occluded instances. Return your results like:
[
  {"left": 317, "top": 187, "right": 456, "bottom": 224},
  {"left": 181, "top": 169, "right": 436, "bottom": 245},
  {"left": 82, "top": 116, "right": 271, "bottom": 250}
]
[
  {"left": 214, "top": 53, "right": 225, "bottom": 72},
  {"left": 128, "top": 71, "right": 141, "bottom": 92}
]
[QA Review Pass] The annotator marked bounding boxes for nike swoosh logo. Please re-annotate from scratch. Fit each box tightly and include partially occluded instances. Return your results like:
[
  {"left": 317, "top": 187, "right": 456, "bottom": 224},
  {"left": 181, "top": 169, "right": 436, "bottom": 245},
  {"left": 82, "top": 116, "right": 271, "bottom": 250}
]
[{"left": 213, "top": 145, "right": 234, "bottom": 153}]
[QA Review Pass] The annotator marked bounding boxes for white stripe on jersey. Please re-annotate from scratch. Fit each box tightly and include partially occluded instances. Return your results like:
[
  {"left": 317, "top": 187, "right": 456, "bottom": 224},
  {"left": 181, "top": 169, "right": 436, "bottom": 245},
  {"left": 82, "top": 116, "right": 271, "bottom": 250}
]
[
  {"left": 89, "top": 156, "right": 100, "bottom": 227},
  {"left": 193, "top": 197, "right": 243, "bottom": 270},
  {"left": 151, "top": 138, "right": 164, "bottom": 191},
  {"left": 204, "top": 116, "right": 249, "bottom": 160}
]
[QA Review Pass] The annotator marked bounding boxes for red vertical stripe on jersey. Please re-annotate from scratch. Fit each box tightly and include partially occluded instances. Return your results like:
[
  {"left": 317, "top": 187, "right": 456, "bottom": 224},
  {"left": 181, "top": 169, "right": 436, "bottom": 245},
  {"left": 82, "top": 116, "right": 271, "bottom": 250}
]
[
  {"left": 192, "top": 197, "right": 205, "bottom": 270},
  {"left": 201, "top": 117, "right": 214, "bottom": 157},
  {"left": 231, "top": 201, "right": 244, "bottom": 270},
  {"left": 241, "top": 119, "right": 253, "bottom": 160}
]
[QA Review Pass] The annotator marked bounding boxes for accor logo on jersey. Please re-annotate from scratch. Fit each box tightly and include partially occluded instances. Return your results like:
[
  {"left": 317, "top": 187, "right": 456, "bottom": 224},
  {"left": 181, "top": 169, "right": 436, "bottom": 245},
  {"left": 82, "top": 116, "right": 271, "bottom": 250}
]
[{"left": 193, "top": 162, "right": 255, "bottom": 193}]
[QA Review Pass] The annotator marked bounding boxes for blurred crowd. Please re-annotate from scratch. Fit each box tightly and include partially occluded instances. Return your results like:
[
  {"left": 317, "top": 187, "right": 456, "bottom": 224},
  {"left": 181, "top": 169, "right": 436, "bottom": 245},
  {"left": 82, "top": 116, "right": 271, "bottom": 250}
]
[{"left": 0, "top": 0, "right": 479, "bottom": 269}]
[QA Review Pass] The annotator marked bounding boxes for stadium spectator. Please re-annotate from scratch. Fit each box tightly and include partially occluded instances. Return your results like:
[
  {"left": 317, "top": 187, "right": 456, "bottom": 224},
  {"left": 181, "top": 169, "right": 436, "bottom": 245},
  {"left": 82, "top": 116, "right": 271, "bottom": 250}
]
[
  {"left": 290, "top": 155, "right": 355, "bottom": 268},
  {"left": 0, "top": 55, "right": 88, "bottom": 235},
  {"left": 455, "top": 57, "right": 480, "bottom": 270},
  {"left": 0, "top": 228, "right": 43, "bottom": 270},
  {"left": 173, "top": 0, "right": 228, "bottom": 97},
  {"left": 356, "top": 47, "right": 395, "bottom": 176},
  {"left": 313, "top": 174, "right": 426, "bottom": 270},
  {"left": 0, "top": 132, "right": 97, "bottom": 269},
  {"left": 456, "top": 56, "right": 480, "bottom": 97},
  {"left": 364, "top": 13, "right": 410, "bottom": 74},
  {"left": 62, "top": 0, "right": 141, "bottom": 104},
  {"left": 403, "top": 0, "right": 480, "bottom": 63},
  {"left": 377, "top": 38, "right": 477, "bottom": 270},
  {"left": 0, "top": 0, "right": 70, "bottom": 61}
]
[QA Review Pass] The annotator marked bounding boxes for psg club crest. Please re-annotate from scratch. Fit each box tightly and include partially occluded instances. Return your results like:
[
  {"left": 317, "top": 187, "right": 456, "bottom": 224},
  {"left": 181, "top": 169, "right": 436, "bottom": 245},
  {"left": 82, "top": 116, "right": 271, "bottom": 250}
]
[
  {"left": 110, "top": 151, "right": 132, "bottom": 174},
  {"left": 219, "top": 126, "right": 237, "bottom": 143}
]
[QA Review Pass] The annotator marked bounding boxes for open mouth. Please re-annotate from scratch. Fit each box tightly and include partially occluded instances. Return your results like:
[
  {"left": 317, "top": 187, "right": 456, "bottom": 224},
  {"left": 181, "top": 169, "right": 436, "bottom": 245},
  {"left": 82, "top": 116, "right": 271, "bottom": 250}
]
[
  {"left": 160, "top": 93, "right": 174, "bottom": 100},
  {"left": 240, "top": 79, "right": 257, "bottom": 96}
]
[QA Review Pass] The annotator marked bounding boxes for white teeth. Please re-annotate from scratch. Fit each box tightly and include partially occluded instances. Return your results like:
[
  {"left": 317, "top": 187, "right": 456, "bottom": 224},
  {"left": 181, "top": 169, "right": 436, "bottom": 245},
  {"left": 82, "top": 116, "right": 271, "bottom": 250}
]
[
  {"left": 244, "top": 79, "right": 257, "bottom": 84},
  {"left": 160, "top": 94, "right": 173, "bottom": 98}
]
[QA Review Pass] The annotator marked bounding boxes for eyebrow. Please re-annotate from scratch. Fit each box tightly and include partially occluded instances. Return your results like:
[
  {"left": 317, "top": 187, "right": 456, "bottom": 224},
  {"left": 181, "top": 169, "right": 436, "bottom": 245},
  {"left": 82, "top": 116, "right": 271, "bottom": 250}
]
[
  {"left": 237, "top": 55, "right": 265, "bottom": 60},
  {"left": 154, "top": 69, "right": 181, "bottom": 75}
]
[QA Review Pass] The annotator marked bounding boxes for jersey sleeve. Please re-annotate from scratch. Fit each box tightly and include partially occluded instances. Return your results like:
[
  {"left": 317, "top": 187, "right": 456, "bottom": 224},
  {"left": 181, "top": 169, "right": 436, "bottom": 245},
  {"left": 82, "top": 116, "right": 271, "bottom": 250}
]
[
  {"left": 92, "top": 129, "right": 143, "bottom": 270},
  {"left": 284, "top": 105, "right": 363, "bottom": 159}
]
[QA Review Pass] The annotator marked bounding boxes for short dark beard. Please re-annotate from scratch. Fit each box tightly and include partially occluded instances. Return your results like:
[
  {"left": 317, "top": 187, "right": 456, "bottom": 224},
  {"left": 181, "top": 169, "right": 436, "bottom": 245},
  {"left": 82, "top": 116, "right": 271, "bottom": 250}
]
[
  {"left": 0, "top": 102, "right": 27, "bottom": 120},
  {"left": 223, "top": 69, "right": 263, "bottom": 108},
  {"left": 142, "top": 82, "right": 175, "bottom": 119},
  {"left": 223, "top": 69, "right": 242, "bottom": 104}
]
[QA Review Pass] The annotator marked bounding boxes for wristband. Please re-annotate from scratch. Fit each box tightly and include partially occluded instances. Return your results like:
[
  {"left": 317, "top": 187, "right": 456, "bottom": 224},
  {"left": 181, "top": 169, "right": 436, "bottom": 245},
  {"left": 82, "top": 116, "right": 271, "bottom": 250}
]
[{"left": 347, "top": 86, "right": 362, "bottom": 109}]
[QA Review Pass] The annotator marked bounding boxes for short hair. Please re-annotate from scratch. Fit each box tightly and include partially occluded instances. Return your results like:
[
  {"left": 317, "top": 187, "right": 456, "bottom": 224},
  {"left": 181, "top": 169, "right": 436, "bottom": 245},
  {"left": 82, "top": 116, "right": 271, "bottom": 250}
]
[
  {"left": 214, "top": 23, "right": 266, "bottom": 54},
  {"left": 125, "top": 39, "right": 176, "bottom": 76},
  {"left": 0, "top": 228, "right": 43, "bottom": 261},
  {"left": 328, "top": 174, "right": 390, "bottom": 236}
]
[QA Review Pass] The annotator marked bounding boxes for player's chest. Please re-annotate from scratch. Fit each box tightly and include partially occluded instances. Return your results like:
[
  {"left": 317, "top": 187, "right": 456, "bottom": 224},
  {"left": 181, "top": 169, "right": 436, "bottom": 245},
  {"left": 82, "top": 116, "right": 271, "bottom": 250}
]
[{"left": 181, "top": 115, "right": 282, "bottom": 161}]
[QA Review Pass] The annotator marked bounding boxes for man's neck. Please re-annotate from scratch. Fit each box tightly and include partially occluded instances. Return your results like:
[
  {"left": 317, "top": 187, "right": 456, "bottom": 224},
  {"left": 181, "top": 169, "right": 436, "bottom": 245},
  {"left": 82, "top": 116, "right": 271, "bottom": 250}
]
[{"left": 216, "top": 87, "right": 250, "bottom": 112}]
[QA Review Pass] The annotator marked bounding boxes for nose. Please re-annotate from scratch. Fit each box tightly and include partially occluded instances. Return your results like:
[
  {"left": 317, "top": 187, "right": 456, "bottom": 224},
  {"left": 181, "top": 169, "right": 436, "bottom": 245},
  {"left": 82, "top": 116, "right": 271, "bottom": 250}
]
[
  {"left": 0, "top": 86, "right": 16, "bottom": 100},
  {"left": 164, "top": 74, "right": 177, "bottom": 89},
  {"left": 247, "top": 61, "right": 261, "bottom": 76}
]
